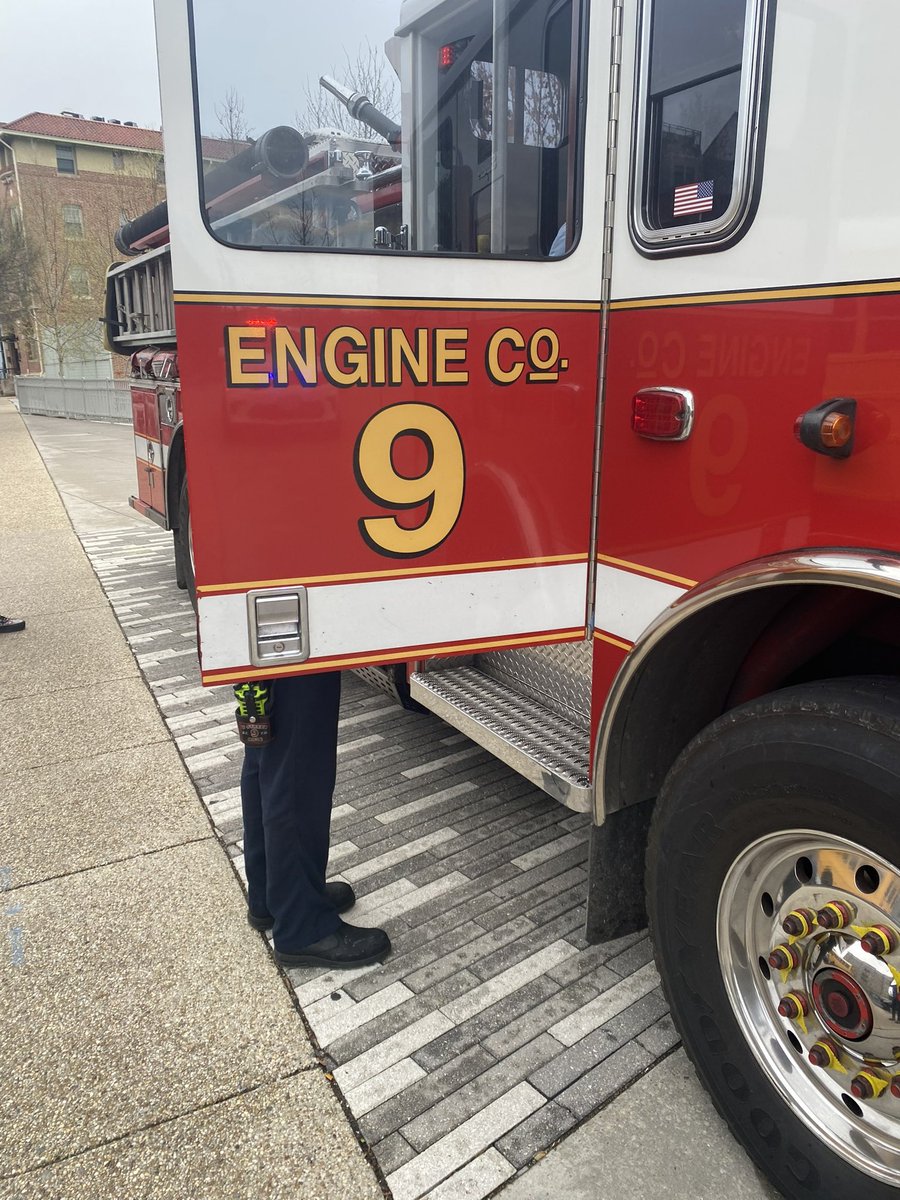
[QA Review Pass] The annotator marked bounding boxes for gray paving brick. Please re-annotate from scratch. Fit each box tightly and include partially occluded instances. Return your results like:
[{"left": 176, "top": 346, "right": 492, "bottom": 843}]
[
  {"left": 476, "top": 866, "right": 588, "bottom": 931},
  {"left": 423, "top": 798, "right": 551, "bottom": 862},
  {"left": 555, "top": 1040, "right": 654, "bottom": 1120},
  {"left": 343, "top": 920, "right": 487, "bottom": 1002},
  {"left": 454, "top": 819, "right": 570, "bottom": 873},
  {"left": 469, "top": 909, "right": 587, "bottom": 984},
  {"left": 402, "top": 1034, "right": 563, "bottom": 1152},
  {"left": 528, "top": 989, "right": 669, "bottom": 1099},
  {"left": 325, "top": 969, "right": 482, "bottom": 1063},
  {"left": 495, "top": 1100, "right": 578, "bottom": 1170},
  {"left": 603, "top": 933, "right": 656, "bottom": 977},
  {"left": 372, "top": 1132, "right": 417, "bottom": 1175},
  {"left": 535, "top": 903, "right": 588, "bottom": 946},
  {"left": 546, "top": 930, "right": 646, "bottom": 987},
  {"left": 482, "top": 976, "right": 608, "bottom": 1059},
  {"left": 399, "top": 882, "right": 518, "bottom": 946},
  {"left": 360, "top": 1044, "right": 495, "bottom": 1144},
  {"left": 404, "top": 916, "right": 535, "bottom": 992},
  {"left": 349, "top": 851, "right": 467, "bottom": 900},
  {"left": 411, "top": 974, "right": 561, "bottom": 1070},
  {"left": 635, "top": 1012, "right": 680, "bottom": 1056},
  {"left": 522, "top": 881, "right": 588, "bottom": 929},
  {"left": 492, "top": 841, "right": 590, "bottom": 899},
  {"left": 436, "top": 806, "right": 562, "bottom": 867}
]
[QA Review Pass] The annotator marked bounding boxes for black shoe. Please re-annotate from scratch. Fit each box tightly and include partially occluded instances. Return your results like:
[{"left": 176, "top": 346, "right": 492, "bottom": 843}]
[
  {"left": 247, "top": 880, "right": 356, "bottom": 932},
  {"left": 0, "top": 616, "right": 25, "bottom": 633},
  {"left": 275, "top": 920, "right": 391, "bottom": 969}
]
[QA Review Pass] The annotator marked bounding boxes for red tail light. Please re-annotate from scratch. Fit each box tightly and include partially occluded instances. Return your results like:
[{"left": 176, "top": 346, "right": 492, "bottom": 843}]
[{"left": 631, "top": 388, "right": 694, "bottom": 441}]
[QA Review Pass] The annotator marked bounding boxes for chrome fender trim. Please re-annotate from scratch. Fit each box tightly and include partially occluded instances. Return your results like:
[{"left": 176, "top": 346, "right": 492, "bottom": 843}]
[{"left": 592, "top": 549, "right": 900, "bottom": 825}]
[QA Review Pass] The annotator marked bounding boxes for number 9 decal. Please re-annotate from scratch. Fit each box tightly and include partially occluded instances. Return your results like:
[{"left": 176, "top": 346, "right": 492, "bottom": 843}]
[{"left": 354, "top": 402, "right": 465, "bottom": 558}]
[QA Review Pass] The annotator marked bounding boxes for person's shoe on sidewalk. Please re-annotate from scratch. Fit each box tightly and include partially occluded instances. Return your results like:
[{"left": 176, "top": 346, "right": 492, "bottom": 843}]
[
  {"left": 275, "top": 920, "right": 391, "bottom": 969},
  {"left": 247, "top": 879, "right": 356, "bottom": 932},
  {"left": 0, "top": 616, "right": 25, "bottom": 633}
]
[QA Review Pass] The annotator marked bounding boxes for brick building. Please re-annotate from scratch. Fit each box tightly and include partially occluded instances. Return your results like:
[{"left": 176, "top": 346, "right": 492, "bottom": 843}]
[{"left": 0, "top": 112, "right": 228, "bottom": 379}]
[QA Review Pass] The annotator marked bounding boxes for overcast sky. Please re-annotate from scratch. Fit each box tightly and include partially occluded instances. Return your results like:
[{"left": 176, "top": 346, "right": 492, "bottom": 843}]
[
  {"left": 0, "top": 0, "right": 162, "bottom": 127},
  {"left": 193, "top": 0, "right": 396, "bottom": 137},
  {"left": 0, "top": 0, "right": 400, "bottom": 135}
]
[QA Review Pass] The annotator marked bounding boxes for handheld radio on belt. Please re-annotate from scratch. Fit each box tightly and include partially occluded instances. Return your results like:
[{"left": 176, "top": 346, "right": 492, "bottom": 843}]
[{"left": 233, "top": 681, "right": 274, "bottom": 745}]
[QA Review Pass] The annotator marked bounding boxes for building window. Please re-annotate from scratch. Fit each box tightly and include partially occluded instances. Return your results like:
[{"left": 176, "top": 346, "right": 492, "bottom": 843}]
[
  {"left": 630, "top": 0, "right": 772, "bottom": 254},
  {"left": 69, "top": 266, "right": 91, "bottom": 298},
  {"left": 155, "top": 157, "right": 166, "bottom": 184},
  {"left": 112, "top": 150, "right": 125, "bottom": 170},
  {"left": 62, "top": 204, "right": 84, "bottom": 239},
  {"left": 56, "top": 144, "right": 77, "bottom": 174}
]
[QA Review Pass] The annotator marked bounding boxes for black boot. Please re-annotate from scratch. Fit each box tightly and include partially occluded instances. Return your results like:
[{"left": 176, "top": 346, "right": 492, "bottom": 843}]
[
  {"left": 275, "top": 920, "right": 391, "bottom": 969},
  {"left": 247, "top": 880, "right": 356, "bottom": 932}
]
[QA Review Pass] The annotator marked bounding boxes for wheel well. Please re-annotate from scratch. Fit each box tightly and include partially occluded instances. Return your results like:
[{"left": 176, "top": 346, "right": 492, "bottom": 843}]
[
  {"left": 166, "top": 427, "right": 185, "bottom": 531},
  {"left": 601, "top": 582, "right": 900, "bottom": 816}
]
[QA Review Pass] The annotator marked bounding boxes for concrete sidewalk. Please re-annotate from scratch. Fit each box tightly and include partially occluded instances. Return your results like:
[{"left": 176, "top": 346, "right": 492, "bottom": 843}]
[{"left": 0, "top": 399, "right": 381, "bottom": 1198}]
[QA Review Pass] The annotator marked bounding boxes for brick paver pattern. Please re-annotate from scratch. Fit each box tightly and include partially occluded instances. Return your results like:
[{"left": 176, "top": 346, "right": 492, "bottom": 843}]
[{"left": 80, "top": 522, "right": 680, "bottom": 1199}]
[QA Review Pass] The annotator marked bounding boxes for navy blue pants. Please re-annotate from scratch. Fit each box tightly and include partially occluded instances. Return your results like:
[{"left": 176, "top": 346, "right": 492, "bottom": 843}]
[{"left": 240, "top": 672, "right": 342, "bottom": 951}]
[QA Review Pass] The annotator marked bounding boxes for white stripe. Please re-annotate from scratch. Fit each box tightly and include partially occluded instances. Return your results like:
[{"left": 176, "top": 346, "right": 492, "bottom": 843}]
[
  {"left": 197, "top": 561, "right": 587, "bottom": 672},
  {"left": 594, "top": 563, "right": 687, "bottom": 644},
  {"left": 133, "top": 433, "right": 170, "bottom": 469}
]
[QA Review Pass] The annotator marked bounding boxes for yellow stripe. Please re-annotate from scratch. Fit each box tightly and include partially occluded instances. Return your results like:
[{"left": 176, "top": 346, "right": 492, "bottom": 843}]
[
  {"left": 174, "top": 292, "right": 600, "bottom": 313},
  {"left": 197, "top": 553, "right": 589, "bottom": 597},
  {"left": 611, "top": 278, "right": 900, "bottom": 312},
  {"left": 176, "top": 280, "right": 899, "bottom": 315},
  {"left": 201, "top": 628, "right": 586, "bottom": 684},
  {"left": 596, "top": 553, "right": 697, "bottom": 589},
  {"left": 594, "top": 631, "right": 633, "bottom": 652}
]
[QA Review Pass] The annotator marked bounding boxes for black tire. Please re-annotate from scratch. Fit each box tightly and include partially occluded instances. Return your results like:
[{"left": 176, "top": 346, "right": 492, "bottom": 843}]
[
  {"left": 173, "top": 474, "right": 196, "bottom": 611},
  {"left": 647, "top": 677, "right": 900, "bottom": 1200}
]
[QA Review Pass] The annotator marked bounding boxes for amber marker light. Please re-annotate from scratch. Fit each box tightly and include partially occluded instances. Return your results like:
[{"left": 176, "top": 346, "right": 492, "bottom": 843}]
[
  {"left": 795, "top": 398, "right": 857, "bottom": 459},
  {"left": 821, "top": 412, "right": 853, "bottom": 448}
]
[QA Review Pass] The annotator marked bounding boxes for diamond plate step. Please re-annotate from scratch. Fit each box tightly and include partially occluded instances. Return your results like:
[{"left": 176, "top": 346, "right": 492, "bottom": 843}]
[{"left": 410, "top": 667, "right": 592, "bottom": 812}]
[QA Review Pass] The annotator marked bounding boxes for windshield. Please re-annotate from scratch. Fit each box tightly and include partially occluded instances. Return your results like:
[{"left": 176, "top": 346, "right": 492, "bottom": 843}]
[{"left": 190, "top": 0, "right": 580, "bottom": 258}]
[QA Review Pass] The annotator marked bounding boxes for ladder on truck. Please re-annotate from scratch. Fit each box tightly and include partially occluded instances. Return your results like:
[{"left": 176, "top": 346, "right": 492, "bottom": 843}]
[{"left": 105, "top": 246, "right": 175, "bottom": 352}]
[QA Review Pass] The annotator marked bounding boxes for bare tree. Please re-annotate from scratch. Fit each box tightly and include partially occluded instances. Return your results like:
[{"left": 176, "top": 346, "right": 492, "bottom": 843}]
[
  {"left": 296, "top": 40, "right": 399, "bottom": 141},
  {"left": 17, "top": 160, "right": 163, "bottom": 377},
  {"left": 19, "top": 179, "right": 100, "bottom": 375},
  {"left": 0, "top": 197, "right": 35, "bottom": 332},
  {"left": 215, "top": 88, "right": 254, "bottom": 158}
]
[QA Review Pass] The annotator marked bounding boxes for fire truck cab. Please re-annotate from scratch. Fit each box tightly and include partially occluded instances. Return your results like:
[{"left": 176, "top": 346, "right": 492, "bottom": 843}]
[{"left": 107, "top": 1, "right": 900, "bottom": 1194}]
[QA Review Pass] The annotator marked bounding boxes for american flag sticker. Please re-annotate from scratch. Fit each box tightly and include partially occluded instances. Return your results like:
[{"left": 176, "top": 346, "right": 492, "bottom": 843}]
[{"left": 673, "top": 179, "right": 714, "bottom": 216}]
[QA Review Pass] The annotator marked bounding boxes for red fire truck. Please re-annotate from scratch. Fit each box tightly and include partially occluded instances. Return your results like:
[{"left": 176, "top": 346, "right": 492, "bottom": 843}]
[{"left": 107, "top": 0, "right": 900, "bottom": 1194}]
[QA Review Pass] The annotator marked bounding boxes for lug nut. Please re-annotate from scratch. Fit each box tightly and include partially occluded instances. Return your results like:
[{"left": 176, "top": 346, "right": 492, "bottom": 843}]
[
  {"left": 778, "top": 991, "right": 810, "bottom": 1020},
  {"left": 860, "top": 925, "right": 897, "bottom": 956},
  {"left": 809, "top": 1037, "right": 842, "bottom": 1069},
  {"left": 851, "top": 1069, "right": 888, "bottom": 1100},
  {"left": 816, "top": 900, "right": 855, "bottom": 930},
  {"left": 769, "top": 943, "right": 802, "bottom": 971},
  {"left": 782, "top": 908, "right": 817, "bottom": 938}
]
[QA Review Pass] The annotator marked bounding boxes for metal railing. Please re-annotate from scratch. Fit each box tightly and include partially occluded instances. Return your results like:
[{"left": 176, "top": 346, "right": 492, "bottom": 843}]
[{"left": 15, "top": 376, "right": 132, "bottom": 423}]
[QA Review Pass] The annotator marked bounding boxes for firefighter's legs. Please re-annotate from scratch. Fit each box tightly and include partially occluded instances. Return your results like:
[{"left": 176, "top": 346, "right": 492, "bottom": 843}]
[{"left": 240, "top": 672, "right": 343, "bottom": 951}]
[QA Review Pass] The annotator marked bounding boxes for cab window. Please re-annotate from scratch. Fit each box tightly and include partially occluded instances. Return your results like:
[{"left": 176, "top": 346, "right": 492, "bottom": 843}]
[
  {"left": 190, "top": 0, "right": 583, "bottom": 258},
  {"left": 631, "top": 0, "right": 771, "bottom": 252}
]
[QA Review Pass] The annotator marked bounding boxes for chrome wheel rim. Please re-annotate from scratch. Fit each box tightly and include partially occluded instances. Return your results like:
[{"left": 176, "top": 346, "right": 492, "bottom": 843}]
[{"left": 717, "top": 830, "right": 900, "bottom": 1185}]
